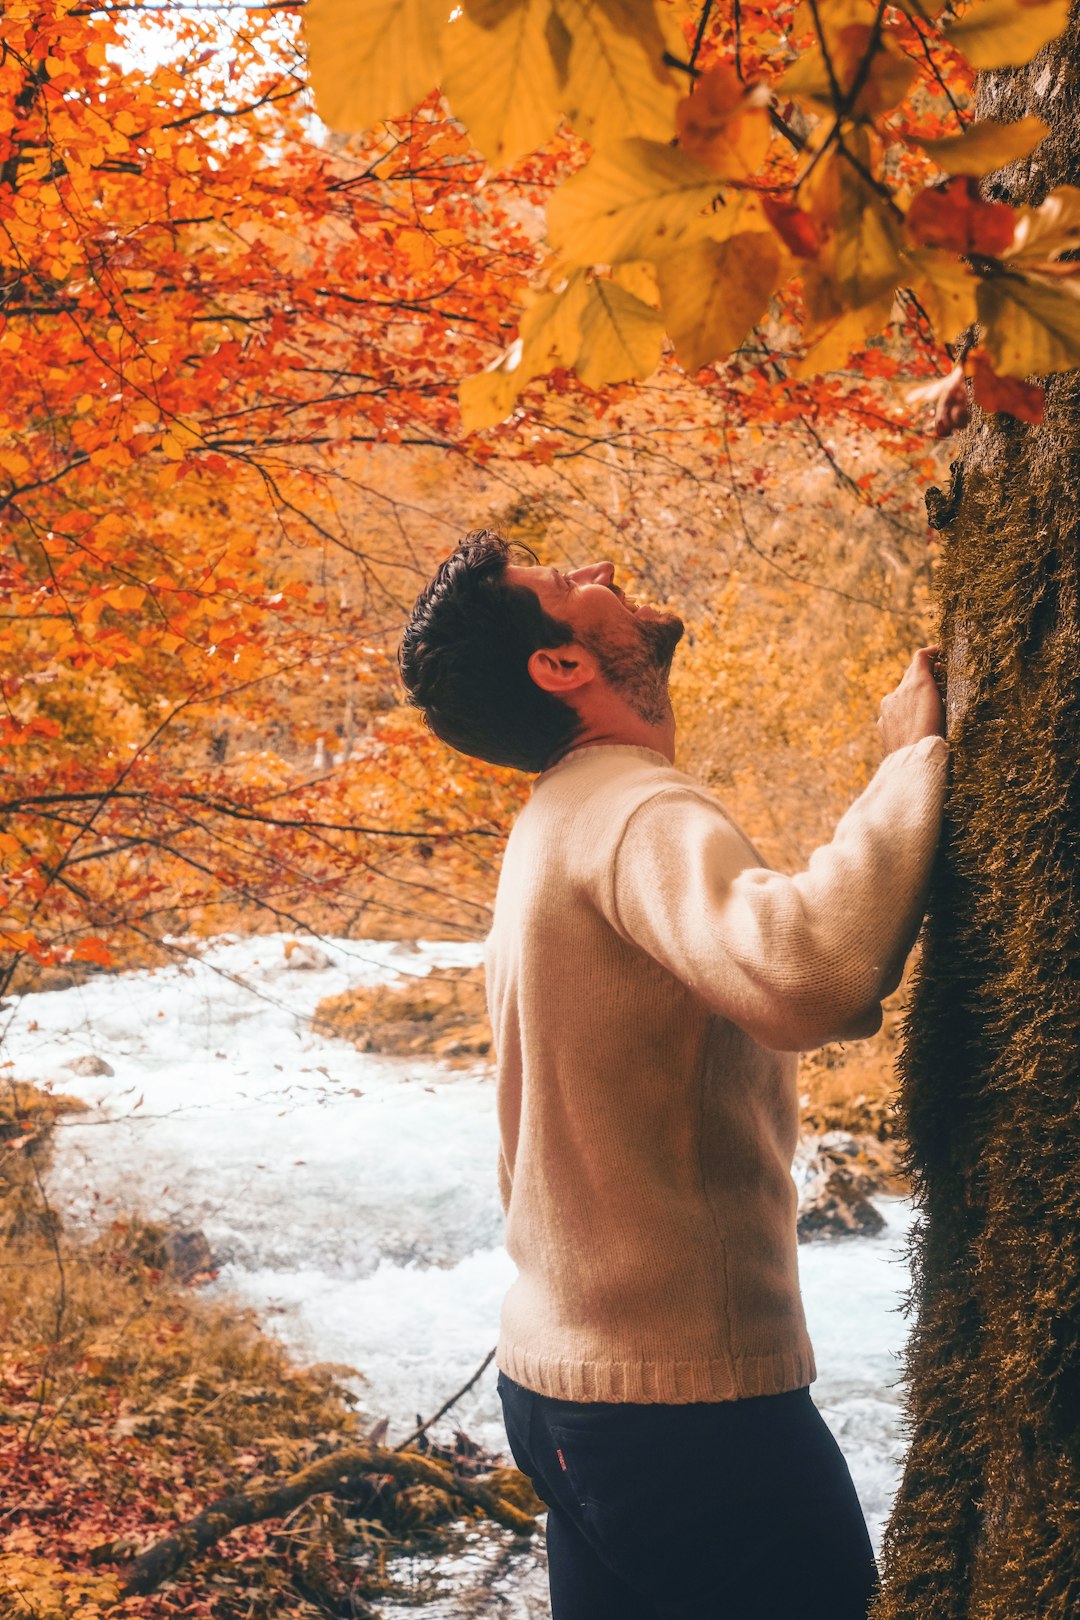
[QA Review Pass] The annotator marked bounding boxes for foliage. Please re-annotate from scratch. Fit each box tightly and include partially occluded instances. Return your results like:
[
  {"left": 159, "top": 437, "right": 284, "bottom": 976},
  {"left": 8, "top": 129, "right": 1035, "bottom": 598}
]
[
  {"left": 3, "top": 0, "right": 1076, "bottom": 986},
  {"left": 306, "top": 0, "right": 1080, "bottom": 430},
  {"left": 0, "top": 0, "right": 543, "bottom": 986}
]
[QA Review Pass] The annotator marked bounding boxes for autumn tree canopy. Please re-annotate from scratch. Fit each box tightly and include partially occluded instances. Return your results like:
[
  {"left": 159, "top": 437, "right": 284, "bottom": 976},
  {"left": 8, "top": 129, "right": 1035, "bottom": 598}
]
[
  {"left": 0, "top": 0, "right": 550, "bottom": 985},
  {"left": 7, "top": 0, "right": 1074, "bottom": 992},
  {"left": 306, "top": 0, "right": 1080, "bottom": 432}
]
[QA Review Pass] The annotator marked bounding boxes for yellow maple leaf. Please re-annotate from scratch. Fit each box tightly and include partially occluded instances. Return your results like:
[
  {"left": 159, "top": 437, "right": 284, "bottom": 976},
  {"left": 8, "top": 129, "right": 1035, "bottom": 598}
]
[
  {"left": 548, "top": 138, "right": 720, "bottom": 268},
  {"left": 303, "top": 0, "right": 446, "bottom": 131},
  {"left": 946, "top": 0, "right": 1070, "bottom": 69},
  {"left": 915, "top": 116, "right": 1050, "bottom": 176},
  {"left": 657, "top": 233, "right": 783, "bottom": 372}
]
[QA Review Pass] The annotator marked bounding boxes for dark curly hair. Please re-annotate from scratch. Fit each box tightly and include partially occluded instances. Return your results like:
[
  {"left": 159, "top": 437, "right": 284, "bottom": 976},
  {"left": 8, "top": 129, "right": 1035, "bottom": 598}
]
[{"left": 397, "top": 529, "right": 586, "bottom": 773}]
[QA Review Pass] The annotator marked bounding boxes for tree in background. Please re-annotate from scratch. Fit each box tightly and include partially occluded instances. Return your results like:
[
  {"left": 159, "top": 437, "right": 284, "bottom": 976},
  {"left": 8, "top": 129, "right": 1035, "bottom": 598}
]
[
  {"left": 0, "top": 0, "right": 542, "bottom": 983},
  {"left": 301, "top": 3, "right": 1080, "bottom": 1616},
  {"left": 1, "top": 0, "right": 963, "bottom": 986}
]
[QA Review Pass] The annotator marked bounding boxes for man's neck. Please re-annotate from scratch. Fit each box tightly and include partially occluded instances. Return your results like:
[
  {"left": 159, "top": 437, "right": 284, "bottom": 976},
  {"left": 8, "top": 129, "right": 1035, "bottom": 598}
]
[{"left": 552, "top": 717, "right": 676, "bottom": 767}]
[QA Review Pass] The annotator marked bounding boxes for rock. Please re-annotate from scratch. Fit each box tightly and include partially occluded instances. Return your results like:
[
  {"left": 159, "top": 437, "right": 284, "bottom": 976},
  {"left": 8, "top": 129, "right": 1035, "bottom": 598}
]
[
  {"left": 314, "top": 962, "right": 491, "bottom": 1069},
  {"left": 283, "top": 939, "right": 333, "bottom": 972},
  {"left": 795, "top": 1130, "right": 888, "bottom": 1240},
  {"left": 64, "top": 1054, "right": 114, "bottom": 1077},
  {"left": 108, "top": 1215, "right": 217, "bottom": 1280},
  {"left": 797, "top": 1165, "right": 886, "bottom": 1241},
  {"left": 160, "top": 1228, "right": 215, "bottom": 1280}
]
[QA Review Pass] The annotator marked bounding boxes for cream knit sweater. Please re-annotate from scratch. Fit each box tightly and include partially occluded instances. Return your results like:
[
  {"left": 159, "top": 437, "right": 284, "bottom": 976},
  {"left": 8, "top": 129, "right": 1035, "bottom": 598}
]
[{"left": 484, "top": 734, "right": 950, "bottom": 1404}]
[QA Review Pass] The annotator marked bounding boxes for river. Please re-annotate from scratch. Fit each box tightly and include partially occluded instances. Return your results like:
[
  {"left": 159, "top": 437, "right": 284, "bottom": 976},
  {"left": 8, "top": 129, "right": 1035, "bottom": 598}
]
[{"left": 2, "top": 933, "right": 917, "bottom": 1615}]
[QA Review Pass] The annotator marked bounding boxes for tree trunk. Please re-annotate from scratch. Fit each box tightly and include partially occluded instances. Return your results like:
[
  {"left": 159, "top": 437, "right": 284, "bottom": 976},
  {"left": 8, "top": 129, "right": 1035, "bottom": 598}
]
[
  {"left": 873, "top": 16, "right": 1080, "bottom": 1620},
  {"left": 114, "top": 1443, "right": 536, "bottom": 1597}
]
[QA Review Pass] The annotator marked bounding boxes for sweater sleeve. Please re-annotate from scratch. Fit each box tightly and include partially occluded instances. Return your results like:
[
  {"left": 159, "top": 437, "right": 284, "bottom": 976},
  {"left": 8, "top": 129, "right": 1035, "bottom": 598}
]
[{"left": 609, "top": 733, "right": 949, "bottom": 1053}]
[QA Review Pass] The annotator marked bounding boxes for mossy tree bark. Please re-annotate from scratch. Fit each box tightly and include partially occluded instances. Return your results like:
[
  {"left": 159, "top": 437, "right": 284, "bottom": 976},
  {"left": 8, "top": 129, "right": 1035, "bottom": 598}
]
[{"left": 873, "top": 17, "right": 1080, "bottom": 1620}]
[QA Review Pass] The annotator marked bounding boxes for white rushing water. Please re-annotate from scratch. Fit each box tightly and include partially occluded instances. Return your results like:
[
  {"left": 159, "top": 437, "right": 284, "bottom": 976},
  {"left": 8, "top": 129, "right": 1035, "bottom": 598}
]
[{"left": 1, "top": 934, "right": 917, "bottom": 1615}]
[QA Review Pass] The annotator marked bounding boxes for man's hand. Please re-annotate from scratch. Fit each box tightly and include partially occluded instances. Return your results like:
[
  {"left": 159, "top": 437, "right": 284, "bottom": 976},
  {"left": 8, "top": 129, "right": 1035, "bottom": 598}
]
[{"left": 877, "top": 646, "right": 946, "bottom": 756}]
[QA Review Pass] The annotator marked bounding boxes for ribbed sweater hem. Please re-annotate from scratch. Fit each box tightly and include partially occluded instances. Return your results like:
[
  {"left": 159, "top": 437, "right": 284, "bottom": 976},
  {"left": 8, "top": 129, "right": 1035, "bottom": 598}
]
[{"left": 496, "top": 1336, "right": 817, "bottom": 1404}]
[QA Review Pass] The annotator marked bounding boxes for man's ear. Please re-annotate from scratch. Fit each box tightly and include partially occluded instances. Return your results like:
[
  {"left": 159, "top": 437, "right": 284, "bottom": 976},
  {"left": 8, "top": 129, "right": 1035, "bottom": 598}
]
[{"left": 527, "top": 644, "right": 597, "bottom": 696}]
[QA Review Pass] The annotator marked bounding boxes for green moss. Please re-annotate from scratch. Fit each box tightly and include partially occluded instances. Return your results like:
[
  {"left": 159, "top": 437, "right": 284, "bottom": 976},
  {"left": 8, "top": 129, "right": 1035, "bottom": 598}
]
[{"left": 874, "top": 321, "right": 1080, "bottom": 1616}]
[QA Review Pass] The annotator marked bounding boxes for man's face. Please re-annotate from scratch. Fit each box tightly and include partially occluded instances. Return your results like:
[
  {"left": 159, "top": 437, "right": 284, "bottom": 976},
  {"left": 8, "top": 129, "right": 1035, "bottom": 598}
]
[{"left": 505, "top": 559, "right": 684, "bottom": 725}]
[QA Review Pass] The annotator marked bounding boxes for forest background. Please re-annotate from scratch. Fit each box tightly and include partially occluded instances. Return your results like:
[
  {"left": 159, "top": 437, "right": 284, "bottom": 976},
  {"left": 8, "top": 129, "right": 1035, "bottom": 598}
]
[{"left": 3, "top": 0, "right": 1073, "bottom": 1615}]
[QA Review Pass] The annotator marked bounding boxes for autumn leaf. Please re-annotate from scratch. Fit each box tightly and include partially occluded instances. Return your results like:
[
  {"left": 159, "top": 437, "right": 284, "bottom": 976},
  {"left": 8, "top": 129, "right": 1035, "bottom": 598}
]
[
  {"left": 674, "top": 63, "right": 772, "bottom": 180},
  {"left": 762, "top": 197, "right": 822, "bottom": 259},
  {"left": 551, "top": 0, "right": 680, "bottom": 148},
  {"left": 915, "top": 116, "right": 1050, "bottom": 176},
  {"left": 780, "top": 23, "right": 916, "bottom": 119},
  {"left": 978, "top": 270, "right": 1080, "bottom": 377},
  {"left": 160, "top": 415, "right": 204, "bottom": 462},
  {"left": 442, "top": 0, "right": 562, "bottom": 167},
  {"left": 904, "top": 176, "right": 1016, "bottom": 257},
  {"left": 102, "top": 583, "right": 148, "bottom": 612},
  {"left": 945, "top": 0, "right": 1071, "bottom": 70},
  {"left": 903, "top": 341, "right": 1040, "bottom": 441},
  {"left": 547, "top": 138, "right": 720, "bottom": 267},
  {"left": 459, "top": 273, "right": 590, "bottom": 428},
  {"left": 903, "top": 248, "right": 980, "bottom": 344},
  {"left": 461, "top": 349, "right": 528, "bottom": 434},
  {"left": 967, "top": 346, "right": 1045, "bottom": 422},
  {"left": 801, "top": 145, "right": 904, "bottom": 313},
  {"left": 905, "top": 362, "right": 971, "bottom": 438},
  {"left": 302, "top": 0, "right": 446, "bottom": 130},
  {"left": 792, "top": 293, "right": 896, "bottom": 378},
  {"left": 657, "top": 232, "right": 783, "bottom": 372},
  {"left": 1005, "top": 185, "right": 1080, "bottom": 263},
  {"left": 610, "top": 260, "right": 661, "bottom": 306},
  {"left": 574, "top": 279, "right": 665, "bottom": 388}
]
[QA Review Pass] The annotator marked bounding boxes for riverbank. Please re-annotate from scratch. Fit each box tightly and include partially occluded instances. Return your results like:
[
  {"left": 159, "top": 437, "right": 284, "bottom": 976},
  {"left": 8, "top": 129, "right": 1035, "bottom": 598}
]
[
  {"left": 1, "top": 934, "right": 921, "bottom": 1616},
  {"left": 0, "top": 1076, "right": 542, "bottom": 1619}
]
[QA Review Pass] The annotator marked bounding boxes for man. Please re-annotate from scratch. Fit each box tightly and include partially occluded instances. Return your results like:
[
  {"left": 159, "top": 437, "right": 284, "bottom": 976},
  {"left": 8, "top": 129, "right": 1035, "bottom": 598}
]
[{"left": 397, "top": 529, "right": 949, "bottom": 1620}]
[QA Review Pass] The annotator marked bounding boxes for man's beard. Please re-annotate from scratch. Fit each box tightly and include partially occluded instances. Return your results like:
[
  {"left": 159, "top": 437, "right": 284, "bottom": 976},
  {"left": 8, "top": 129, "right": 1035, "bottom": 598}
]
[{"left": 580, "top": 610, "right": 684, "bottom": 727}]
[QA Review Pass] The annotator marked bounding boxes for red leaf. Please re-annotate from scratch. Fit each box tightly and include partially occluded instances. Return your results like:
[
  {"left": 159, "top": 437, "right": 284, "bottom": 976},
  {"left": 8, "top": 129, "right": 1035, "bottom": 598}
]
[
  {"left": 905, "top": 176, "right": 1016, "bottom": 257},
  {"left": 762, "top": 196, "right": 821, "bottom": 258},
  {"left": 968, "top": 348, "right": 1045, "bottom": 424}
]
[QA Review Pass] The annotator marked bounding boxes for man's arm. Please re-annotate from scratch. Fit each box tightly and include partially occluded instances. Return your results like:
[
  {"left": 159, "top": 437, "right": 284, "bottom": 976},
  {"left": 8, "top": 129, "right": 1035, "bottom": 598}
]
[{"left": 609, "top": 732, "right": 949, "bottom": 1053}]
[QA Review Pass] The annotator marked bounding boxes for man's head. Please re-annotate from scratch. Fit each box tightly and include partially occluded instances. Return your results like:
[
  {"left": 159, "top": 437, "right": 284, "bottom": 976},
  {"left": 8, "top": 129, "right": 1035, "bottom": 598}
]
[{"left": 397, "top": 528, "right": 684, "bottom": 773}]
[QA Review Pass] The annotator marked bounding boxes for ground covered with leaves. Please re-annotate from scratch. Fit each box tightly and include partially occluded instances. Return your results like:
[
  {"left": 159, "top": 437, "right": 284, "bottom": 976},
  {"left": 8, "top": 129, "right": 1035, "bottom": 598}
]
[
  {"left": 315, "top": 964, "right": 491, "bottom": 1069},
  {"left": 0, "top": 1081, "right": 539, "bottom": 1619}
]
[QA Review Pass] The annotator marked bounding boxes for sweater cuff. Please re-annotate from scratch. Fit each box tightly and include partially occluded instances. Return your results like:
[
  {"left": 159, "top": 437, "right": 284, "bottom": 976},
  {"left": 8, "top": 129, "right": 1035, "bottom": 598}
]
[{"left": 884, "top": 732, "right": 949, "bottom": 769}]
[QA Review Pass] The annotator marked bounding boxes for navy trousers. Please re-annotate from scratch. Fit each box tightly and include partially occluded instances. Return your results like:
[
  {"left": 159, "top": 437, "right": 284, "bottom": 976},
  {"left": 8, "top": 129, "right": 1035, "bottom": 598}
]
[{"left": 497, "top": 1370, "right": 880, "bottom": 1620}]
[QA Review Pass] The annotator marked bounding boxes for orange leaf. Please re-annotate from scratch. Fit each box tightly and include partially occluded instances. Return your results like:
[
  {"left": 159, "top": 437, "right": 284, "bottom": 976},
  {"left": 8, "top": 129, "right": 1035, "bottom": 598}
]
[
  {"left": 72, "top": 937, "right": 114, "bottom": 966},
  {"left": 762, "top": 196, "right": 821, "bottom": 259},
  {"left": 905, "top": 176, "right": 1016, "bottom": 257},
  {"left": 102, "top": 584, "right": 147, "bottom": 612},
  {"left": 968, "top": 347, "right": 1045, "bottom": 423},
  {"left": 675, "top": 64, "right": 771, "bottom": 180}
]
